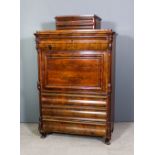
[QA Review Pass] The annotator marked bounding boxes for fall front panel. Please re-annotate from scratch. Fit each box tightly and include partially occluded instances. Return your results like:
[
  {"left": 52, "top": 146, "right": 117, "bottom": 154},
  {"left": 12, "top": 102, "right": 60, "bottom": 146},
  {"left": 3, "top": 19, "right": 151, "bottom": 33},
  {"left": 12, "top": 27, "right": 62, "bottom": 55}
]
[{"left": 40, "top": 52, "right": 109, "bottom": 93}]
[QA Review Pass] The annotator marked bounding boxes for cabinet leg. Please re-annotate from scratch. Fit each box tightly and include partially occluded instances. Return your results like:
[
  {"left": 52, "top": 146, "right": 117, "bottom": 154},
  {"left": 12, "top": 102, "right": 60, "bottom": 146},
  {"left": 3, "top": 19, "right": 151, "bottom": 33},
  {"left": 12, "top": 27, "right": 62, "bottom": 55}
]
[
  {"left": 40, "top": 133, "right": 47, "bottom": 138},
  {"left": 104, "top": 138, "right": 111, "bottom": 145}
]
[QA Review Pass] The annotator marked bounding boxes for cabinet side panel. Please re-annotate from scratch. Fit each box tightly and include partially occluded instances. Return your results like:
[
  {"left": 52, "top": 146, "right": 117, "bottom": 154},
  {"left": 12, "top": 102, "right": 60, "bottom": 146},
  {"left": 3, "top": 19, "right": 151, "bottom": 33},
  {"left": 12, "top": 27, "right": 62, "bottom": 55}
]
[{"left": 111, "top": 35, "right": 116, "bottom": 131}]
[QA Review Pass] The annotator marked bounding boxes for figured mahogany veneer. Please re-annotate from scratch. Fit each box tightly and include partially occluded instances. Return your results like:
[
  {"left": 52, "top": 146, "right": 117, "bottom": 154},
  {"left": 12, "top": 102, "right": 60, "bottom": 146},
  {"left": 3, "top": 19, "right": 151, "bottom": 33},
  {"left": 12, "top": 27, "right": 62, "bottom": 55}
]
[
  {"left": 34, "top": 15, "right": 116, "bottom": 145},
  {"left": 55, "top": 14, "right": 101, "bottom": 30}
]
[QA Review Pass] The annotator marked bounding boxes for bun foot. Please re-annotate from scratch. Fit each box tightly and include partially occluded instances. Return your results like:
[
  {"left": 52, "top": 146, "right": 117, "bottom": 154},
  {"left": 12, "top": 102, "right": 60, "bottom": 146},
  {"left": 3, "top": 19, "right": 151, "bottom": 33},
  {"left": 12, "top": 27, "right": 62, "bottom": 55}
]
[
  {"left": 41, "top": 133, "right": 47, "bottom": 138},
  {"left": 104, "top": 138, "right": 111, "bottom": 145}
]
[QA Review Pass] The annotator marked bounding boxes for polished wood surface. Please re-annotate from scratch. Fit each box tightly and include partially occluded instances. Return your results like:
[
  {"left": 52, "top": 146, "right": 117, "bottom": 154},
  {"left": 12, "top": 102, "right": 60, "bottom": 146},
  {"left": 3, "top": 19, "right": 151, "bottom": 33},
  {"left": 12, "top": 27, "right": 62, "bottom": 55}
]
[
  {"left": 55, "top": 14, "right": 101, "bottom": 30},
  {"left": 34, "top": 15, "right": 115, "bottom": 144}
]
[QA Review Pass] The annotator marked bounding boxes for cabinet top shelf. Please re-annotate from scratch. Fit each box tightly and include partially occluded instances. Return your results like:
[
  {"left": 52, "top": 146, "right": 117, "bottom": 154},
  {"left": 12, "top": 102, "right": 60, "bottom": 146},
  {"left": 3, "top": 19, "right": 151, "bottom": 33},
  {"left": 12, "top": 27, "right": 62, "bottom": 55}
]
[
  {"left": 35, "top": 29, "right": 115, "bottom": 35},
  {"left": 55, "top": 14, "right": 102, "bottom": 21},
  {"left": 55, "top": 15, "right": 102, "bottom": 30}
]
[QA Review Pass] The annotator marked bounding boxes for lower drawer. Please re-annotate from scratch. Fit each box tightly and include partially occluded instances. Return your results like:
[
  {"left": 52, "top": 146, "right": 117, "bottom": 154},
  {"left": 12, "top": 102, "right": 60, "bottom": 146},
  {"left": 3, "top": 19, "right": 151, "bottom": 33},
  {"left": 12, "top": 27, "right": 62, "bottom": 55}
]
[
  {"left": 42, "top": 120, "right": 106, "bottom": 136},
  {"left": 42, "top": 107, "right": 107, "bottom": 120},
  {"left": 41, "top": 93, "right": 108, "bottom": 108}
]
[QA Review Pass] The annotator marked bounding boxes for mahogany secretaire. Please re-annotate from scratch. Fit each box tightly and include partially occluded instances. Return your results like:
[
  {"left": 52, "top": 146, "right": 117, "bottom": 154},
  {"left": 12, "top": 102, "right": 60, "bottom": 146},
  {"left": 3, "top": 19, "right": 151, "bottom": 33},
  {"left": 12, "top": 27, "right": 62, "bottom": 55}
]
[{"left": 34, "top": 15, "right": 116, "bottom": 145}]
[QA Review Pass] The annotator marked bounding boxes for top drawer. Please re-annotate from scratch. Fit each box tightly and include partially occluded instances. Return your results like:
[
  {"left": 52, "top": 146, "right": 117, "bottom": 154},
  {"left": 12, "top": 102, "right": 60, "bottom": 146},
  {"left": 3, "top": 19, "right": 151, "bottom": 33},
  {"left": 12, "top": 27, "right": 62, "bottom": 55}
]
[{"left": 37, "top": 40, "right": 110, "bottom": 51}]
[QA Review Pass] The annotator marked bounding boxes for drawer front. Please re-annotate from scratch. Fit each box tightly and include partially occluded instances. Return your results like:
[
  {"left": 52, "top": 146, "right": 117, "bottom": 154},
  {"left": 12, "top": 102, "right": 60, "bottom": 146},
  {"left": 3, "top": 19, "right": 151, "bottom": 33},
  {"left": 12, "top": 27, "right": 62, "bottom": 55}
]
[
  {"left": 42, "top": 121, "right": 106, "bottom": 136},
  {"left": 38, "top": 40, "right": 109, "bottom": 51},
  {"left": 41, "top": 93, "right": 108, "bottom": 108},
  {"left": 42, "top": 108, "right": 107, "bottom": 120},
  {"left": 40, "top": 50, "right": 110, "bottom": 94}
]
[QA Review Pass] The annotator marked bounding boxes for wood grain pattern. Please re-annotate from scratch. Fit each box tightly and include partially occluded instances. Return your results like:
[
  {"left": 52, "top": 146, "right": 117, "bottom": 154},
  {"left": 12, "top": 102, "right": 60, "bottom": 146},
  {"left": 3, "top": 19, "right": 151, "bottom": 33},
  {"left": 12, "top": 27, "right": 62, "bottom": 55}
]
[
  {"left": 55, "top": 15, "right": 101, "bottom": 30},
  {"left": 42, "top": 121, "right": 106, "bottom": 136},
  {"left": 42, "top": 53, "right": 108, "bottom": 93},
  {"left": 34, "top": 15, "right": 115, "bottom": 144}
]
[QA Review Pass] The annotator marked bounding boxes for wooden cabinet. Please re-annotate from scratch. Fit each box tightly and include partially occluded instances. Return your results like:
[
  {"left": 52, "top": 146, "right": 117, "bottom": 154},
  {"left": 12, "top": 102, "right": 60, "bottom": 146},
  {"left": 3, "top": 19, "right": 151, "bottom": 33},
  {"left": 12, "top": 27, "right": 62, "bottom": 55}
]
[{"left": 34, "top": 15, "right": 116, "bottom": 144}]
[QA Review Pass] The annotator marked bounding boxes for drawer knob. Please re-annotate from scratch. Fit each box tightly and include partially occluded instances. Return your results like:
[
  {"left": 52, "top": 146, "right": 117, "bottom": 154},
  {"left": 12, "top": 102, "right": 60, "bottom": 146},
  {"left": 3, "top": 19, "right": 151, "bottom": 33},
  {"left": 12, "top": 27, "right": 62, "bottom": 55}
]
[{"left": 48, "top": 45, "right": 52, "bottom": 50}]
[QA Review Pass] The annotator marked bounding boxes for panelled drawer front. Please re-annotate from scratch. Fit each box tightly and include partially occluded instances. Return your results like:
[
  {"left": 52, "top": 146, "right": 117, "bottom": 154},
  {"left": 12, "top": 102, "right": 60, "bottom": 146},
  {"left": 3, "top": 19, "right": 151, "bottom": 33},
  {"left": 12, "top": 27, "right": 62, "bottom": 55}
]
[{"left": 41, "top": 50, "right": 110, "bottom": 94}]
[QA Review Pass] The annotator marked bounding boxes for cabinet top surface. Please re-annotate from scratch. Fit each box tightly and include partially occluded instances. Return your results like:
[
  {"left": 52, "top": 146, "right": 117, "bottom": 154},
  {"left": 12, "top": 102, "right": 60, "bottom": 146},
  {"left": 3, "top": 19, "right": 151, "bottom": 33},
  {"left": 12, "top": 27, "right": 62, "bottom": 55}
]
[
  {"left": 35, "top": 29, "right": 115, "bottom": 36},
  {"left": 55, "top": 14, "right": 102, "bottom": 21}
]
